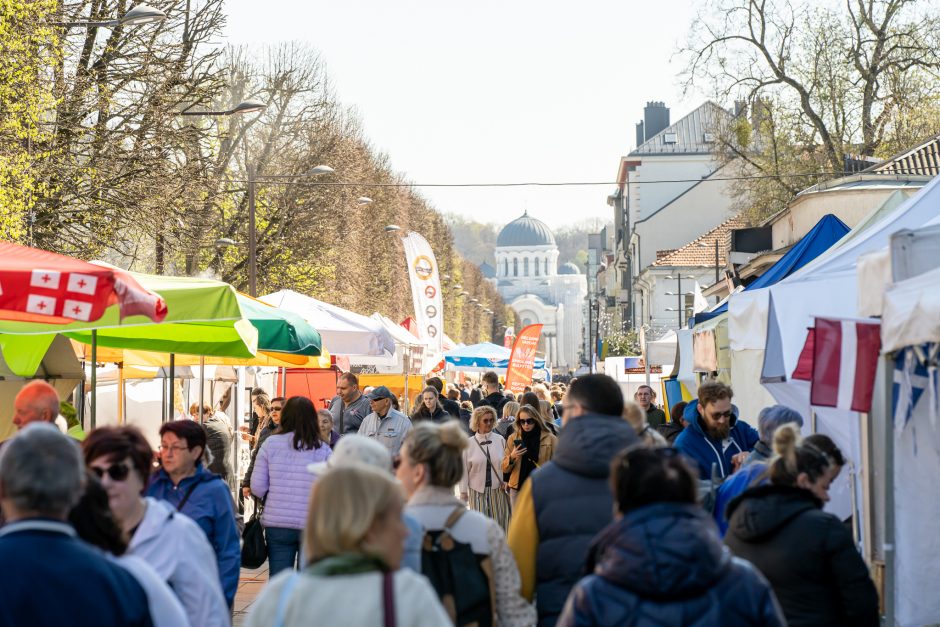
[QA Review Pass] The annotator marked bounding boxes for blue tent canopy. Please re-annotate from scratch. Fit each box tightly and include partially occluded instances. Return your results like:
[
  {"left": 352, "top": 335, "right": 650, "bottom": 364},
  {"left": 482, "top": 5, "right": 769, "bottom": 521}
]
[
  {"left": 444, "top": 342, "right": 546, "bottom": 370},
  {"left": 692, "top": 214, "right": 850, "bottom": 326}
]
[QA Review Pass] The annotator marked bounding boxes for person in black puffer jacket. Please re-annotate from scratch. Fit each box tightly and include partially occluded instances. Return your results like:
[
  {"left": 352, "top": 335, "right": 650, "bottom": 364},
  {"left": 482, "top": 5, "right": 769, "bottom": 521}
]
[
  {"left": 558, "top": 447, "right": 785, "bottom": 627},
  {"left": 724, "top": 423, "right": 879, "bottom": 627},
  {"left": 410, "top": 386, "right": 450, "bottom": 424}
]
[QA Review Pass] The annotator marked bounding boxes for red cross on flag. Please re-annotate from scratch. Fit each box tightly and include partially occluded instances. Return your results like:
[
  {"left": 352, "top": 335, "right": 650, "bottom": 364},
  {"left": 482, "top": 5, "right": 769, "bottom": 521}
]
[{"left": 0, "top": 242, "right": 167, "bottom": 325}]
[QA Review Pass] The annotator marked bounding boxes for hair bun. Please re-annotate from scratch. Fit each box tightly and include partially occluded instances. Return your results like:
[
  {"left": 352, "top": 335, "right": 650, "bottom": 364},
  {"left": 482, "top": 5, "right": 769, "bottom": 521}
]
[
  {"left": 772, "top": 422, "right": 800, "bottom": 458},
  {"left": 438, "top": 421, "right": 469, "bottom": 451}
]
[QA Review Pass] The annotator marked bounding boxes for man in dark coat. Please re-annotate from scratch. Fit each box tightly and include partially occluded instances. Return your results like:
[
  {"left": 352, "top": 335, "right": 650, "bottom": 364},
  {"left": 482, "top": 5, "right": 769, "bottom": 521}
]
[
  {"left": 634, "top": 384, "right": 666, "bottom": 428},
  {"left": 0, "top": 424, "right": 153, "bottom": 627},
  {"left": 674, "top": 381, "right": 760, "bottom": 480},
  {"left": 478, "top": 370, "right": 508, "bottom": 415},
  {"left": 508, "top": 374, "right": 639, "bottom": 627}
]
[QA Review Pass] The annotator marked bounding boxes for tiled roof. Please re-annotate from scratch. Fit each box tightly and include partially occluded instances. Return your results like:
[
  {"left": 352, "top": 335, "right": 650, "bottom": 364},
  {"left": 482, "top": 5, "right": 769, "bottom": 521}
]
[
  {"left": 629, "top": 101, "right": 732, "bottom": 156},
  {"left": 864, "top": 133, "right": 940, "bottom": 177},
  {"left": 652, "top": 213, "right": 751, "bottom": 267}
]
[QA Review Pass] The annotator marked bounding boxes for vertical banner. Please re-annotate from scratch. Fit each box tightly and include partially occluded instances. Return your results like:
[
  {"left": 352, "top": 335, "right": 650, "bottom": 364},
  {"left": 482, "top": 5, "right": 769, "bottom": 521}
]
[
  {"left": 402, "top": 232, "right": 444, "bottom": 367},
  {"left": 505, "top": 324, "right": 544, "bottom": 394}
]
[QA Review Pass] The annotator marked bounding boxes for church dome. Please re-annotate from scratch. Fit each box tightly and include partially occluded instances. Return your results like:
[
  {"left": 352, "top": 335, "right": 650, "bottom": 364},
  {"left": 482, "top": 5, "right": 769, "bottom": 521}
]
[
  {"left": 496, "top": 212, "right": 556, "bottom": 247},
  {"left": 558, "top": 262, "right": 581, "bottom": 275}
]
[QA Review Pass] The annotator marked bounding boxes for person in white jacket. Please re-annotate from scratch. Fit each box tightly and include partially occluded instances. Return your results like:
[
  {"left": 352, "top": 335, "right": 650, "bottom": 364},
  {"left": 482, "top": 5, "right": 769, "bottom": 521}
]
[
  {"left": 69, "top": 471, "right": 191, "bottom": 627},
  {"left": 246, "top": 464, "right": 450, "bottom": 627},
  {"left": 83, "top": 426, "right": 230, "bottom": 627}
]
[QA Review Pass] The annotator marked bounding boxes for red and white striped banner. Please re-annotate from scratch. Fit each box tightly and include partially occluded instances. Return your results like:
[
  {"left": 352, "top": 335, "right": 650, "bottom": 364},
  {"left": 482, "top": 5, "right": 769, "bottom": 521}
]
[{"left": 800, "top": 317, "right": 881, "bottom": 412}]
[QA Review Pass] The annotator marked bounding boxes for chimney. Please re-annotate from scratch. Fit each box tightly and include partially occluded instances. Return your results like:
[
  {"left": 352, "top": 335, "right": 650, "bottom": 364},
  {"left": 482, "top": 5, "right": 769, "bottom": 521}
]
[
  {"left": 635, "top": 120, "right": 645, "bottom": 147},
  {"left": 643, "top": 101, "right": 670, "bottom": 139}
]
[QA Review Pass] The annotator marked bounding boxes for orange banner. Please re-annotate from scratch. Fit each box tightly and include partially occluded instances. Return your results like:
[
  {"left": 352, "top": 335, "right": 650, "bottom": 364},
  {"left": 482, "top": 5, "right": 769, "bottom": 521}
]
[{"left": 505, "top": 323, "right": 543, "bottom": 394}]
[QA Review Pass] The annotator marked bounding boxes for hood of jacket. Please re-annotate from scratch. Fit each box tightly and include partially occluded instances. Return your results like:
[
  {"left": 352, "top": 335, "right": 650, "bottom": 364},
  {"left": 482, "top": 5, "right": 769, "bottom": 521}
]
[
  {"left": 591, "top": 502, "right": 731, "bottom": 601},
  {"left": 553, "top": 413, "right": 638, "bottom": 478},
  {"left": 130, "top": 497, "right": 177, "bottom": 551},
  {"left": 725, "top": 484, "right": 821, "bottom": 542},
  {"left": 683, "top": 401, "right": 740, "bottom": 440}
]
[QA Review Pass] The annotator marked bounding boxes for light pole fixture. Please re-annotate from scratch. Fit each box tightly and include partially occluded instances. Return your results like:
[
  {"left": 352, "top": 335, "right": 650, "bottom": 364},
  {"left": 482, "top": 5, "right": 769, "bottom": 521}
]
[
  {"left": 214, "top": 238, "right": 239, "bottom": 247},
  {"left": 180, "top": 99, "right": 267, "bottom": 117},
  {"left": 357, "top": 197, "right": 374, "bottom": 205},
  {"left": 307, "top": 165, "right": 334, "bottom": 175},
  {"left": 384, "top": 225, "right": 401, "bottom": 233},
  {"left": 56, "top": 3, "right": 166, "bottom": 27}
]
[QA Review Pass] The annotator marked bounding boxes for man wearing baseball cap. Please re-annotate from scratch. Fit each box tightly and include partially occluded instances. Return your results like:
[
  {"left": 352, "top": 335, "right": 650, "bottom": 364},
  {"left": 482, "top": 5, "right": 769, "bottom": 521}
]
[
  {"left": 308, "top": 435, "right": 422, "bottom": 572},
  {"left": 356, "top": 386, "right": 413, "bottom": 457}
]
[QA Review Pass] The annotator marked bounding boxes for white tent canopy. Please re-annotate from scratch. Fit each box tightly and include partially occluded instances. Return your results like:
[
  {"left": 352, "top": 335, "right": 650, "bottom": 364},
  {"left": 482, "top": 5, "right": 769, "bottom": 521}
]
[
  {"left": 646, "top": 330, "right": 677, "bottom": 366},
  {"left": 261, "top": 290, "right": 396, "bottom": 358},
  {"left": 352, "top": 314, "right": 430, "bottom": 371}
]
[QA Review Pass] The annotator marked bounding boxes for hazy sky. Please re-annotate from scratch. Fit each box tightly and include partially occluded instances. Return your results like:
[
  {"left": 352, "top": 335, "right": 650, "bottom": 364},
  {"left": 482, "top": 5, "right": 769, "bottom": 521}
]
[{"left": 224, "top": 0, "right": 706, "bottom": 229}]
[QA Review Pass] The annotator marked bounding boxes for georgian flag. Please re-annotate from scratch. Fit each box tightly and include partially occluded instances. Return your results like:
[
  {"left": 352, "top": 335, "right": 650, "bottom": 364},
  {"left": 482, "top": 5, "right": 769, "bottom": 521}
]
[
  {"left": 30, "top": 269, "right": 61, "bottom": 290},
  {"left": 793, "top": 317, "right": 881, "bottom": 412},
  {"left": 26, "top": 294, "right": 57, "bottom": 316},
  {"left": 66, "top": 273, "right": 98, "bottom": 295},
  {"left": 62, "top": 299, "right": 93, "bottom": 321}
]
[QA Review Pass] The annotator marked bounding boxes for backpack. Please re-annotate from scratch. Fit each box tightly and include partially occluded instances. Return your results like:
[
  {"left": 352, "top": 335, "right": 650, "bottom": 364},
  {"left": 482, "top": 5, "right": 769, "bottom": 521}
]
[{"left": 421, "top": 506, "right": 495, "bottom": 627}]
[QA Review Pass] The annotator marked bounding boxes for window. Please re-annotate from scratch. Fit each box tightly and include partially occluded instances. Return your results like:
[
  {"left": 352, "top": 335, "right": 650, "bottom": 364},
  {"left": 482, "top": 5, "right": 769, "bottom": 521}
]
[
  {"left": 513, "top": 258, "right": 518, "bottom": 277},
  {"left": 503, "top": 258, "right": 508, "bottom": 276},
  {"left": 663, "top": 132, "right": 677, "bottom": 144},
  {"left": 534, "top": 258, "right": 540, "bottom": 276},
  {"left": 544, "top": 258, "right": 549, "bottom": 275},
  {"left": 703, "top": 132, "right": 715, "bottom": 143},
  {"left": 523, "top": 258, "right": 529, "bottom": 276}
]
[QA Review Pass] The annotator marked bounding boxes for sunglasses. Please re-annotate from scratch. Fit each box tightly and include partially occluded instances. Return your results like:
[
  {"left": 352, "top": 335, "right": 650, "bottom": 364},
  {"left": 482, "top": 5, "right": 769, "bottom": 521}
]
[
  {"left": 481, "top": 418, "right": 496, "bottom": 424},
  {"left": 518, "top": 418, "right": 537, "bottom": 425},
  {"left": 91, "top": 463, "right": 131, "bottom": 482},
  {"left": 271, "top": 406, "right": 283, "bottom": 412},
  {"left": 709, "top": 410, "right": 734, "bottom": 419},
  {"left": 392, "top": 455, "right": 402, "bottom": 471}
]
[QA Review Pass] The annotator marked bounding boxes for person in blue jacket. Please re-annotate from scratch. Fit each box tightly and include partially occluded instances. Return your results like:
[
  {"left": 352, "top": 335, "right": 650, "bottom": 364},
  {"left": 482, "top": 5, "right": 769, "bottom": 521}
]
[
  {"left": 674, "top": 381, "right": 760, "bottom": 481},
  {"left": 147, "top": 420, "right": 240, "bottom": 608},
  {"left": 557, "top": 446, "right": 785, "bottom": 627}
]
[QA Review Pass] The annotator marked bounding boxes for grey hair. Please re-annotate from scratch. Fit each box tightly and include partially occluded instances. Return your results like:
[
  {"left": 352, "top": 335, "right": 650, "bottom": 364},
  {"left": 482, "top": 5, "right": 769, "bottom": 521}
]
[
  {"left": 0, "top": 423, "right": 84, "bottom": 517},
  {"left": 757, "top": 405, "right": 805, "bottom": 443}
]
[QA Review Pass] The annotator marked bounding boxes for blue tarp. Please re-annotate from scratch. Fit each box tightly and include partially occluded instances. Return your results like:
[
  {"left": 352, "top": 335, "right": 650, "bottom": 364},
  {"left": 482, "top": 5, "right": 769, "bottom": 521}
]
[
  {"left": 444, "top": 342, "right": 546, "bottom": 370},
  {"left": 691, "top": 214, "right": 850, "bottom": 326}
]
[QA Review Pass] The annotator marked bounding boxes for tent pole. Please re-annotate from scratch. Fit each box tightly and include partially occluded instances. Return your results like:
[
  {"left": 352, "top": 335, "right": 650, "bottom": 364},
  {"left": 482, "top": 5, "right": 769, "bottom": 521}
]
[
  {"left": 882, "top": 353, "right": 896, "bottom": 626},
  {"left": 281, "top": 366, "right": 287, "bottom": 398},
  {"left": 233, "top": 369, "right": 240, "bottom": 497},
  {"left": 90, "top": 330, "right": 97, "bottom": 430},
  {"left": 117, "top": 362, "right": 124, "bottom": 425},
  {"left": 199, "top": 356, "right": 205, "bottom": 424},
  {"left": 403, "top": 347, "right": 410, "bottom": 415},
  {"left": 168, "top": 354, "right": 175, "bottom": 422}
]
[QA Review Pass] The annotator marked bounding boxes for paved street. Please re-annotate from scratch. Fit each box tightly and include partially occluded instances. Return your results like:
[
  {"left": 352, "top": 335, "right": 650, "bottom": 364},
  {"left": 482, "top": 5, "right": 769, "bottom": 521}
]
[{"left": 233, "top": 563, "right": 269, "bottom": 627}]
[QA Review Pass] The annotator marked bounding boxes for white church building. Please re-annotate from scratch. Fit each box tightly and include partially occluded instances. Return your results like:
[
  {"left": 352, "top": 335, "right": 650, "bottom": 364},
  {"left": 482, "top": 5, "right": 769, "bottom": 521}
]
[{"left": 487, "top": 212, "right": 587, "bottom": 372}]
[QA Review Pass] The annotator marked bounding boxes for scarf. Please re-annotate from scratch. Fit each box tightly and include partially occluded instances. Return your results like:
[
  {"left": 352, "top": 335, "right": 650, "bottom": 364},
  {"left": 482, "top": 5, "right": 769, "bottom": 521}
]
[
  {"left": 305, "top": 553, "right": 389, "bottom": 576},
  {"left": 518, "top": 424, "right": 542, "bottom": 487}
]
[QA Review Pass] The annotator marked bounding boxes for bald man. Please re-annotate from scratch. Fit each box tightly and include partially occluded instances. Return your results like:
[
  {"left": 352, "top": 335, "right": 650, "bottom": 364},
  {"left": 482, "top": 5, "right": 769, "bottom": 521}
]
[{"left": 13, "top": 381, "right": 67, "bottom": 433}]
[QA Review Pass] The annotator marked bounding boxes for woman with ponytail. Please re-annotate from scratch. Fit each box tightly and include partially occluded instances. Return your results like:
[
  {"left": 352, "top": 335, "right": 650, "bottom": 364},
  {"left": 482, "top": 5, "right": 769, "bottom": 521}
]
[
  {"left": 724, "top": 423, "right": 878, "bottom": 627},
  {"left": 397, "top": 420, "right": 536, "bottom": 627}
]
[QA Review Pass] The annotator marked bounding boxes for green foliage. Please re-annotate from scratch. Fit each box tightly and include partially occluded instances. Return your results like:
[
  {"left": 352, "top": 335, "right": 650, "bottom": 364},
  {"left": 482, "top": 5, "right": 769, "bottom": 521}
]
[{"left": 606, "top": 330, "right": 641, "bottom": 357}]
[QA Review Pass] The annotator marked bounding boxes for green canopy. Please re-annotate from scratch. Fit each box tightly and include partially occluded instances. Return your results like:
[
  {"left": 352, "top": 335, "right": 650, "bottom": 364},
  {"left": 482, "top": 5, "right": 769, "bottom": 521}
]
[
  {"left": 236, "top": 294, "right": 322, "bottom": 356},
  {"left": 0, "top": 272, "right": 257, "bottom": 376}
]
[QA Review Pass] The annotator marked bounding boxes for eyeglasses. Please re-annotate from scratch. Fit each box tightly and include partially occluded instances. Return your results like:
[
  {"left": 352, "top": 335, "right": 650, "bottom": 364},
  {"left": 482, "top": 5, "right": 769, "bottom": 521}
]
[
  {"left": 481, "top": 418, "right": 496, "bottom": 424},
  {"left": 91, "top": 463, "right": 131, "bottom": 482},
  {"left": 709, "top": 410, "right": 734, "bottom": 419},
  {"left": 159, "top": 444, "right": 191, "bottom": 455},
  {"left": 518, "top": 418, "right": 537, "bottom": 425}
]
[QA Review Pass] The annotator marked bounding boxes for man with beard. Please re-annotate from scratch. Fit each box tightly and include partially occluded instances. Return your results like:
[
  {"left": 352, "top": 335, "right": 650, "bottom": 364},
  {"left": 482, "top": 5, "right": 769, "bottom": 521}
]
[{"left": 673, "top": 381, "right": 759, "bottom": 481}]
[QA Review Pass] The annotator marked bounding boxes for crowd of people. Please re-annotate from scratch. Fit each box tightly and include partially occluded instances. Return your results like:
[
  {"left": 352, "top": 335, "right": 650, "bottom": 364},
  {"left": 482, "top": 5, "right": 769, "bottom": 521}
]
[{"left": 0, "top": 371, "right": 881, "bottom": 626}]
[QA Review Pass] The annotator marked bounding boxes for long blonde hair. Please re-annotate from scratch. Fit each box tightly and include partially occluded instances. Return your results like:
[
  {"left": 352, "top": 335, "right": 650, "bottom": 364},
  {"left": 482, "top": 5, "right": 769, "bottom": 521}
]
[{"left": 304, "top": 465, "right": 403, "bottom": 564}]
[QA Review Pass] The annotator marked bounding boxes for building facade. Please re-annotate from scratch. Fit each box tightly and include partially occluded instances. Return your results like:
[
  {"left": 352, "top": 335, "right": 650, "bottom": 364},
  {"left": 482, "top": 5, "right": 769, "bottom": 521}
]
[{"left": 490, "top": 212, "right": 587, "bottom": 372}]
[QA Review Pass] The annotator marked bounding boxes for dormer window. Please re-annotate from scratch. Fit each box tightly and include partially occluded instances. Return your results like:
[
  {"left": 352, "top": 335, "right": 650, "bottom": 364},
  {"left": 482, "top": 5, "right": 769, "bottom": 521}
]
[
  {"left": 703, "top": 132, "right": 715, "bottom": 143},
  {"left": 663, "top": 132, "right": 677, "bottom": 144}
]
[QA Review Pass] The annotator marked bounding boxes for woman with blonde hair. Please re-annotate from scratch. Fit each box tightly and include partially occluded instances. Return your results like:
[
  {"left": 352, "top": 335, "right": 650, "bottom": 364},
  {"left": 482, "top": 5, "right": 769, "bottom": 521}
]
[
  {"left": 623, "top": 401, "right": 667, "bottom": 447},
  {"left": 501, "top": 404, "right": 557, "bottom": 506},
  {"left": 460, "top": 406, "right": 511, "bottom": 531},
  {"left": 398, "top": 421, "right": 536, "bottom": 626},
  {"left": 246, "top": 465, "right": 450, "bottom": 627},
  {"left": 497, "top": 400, "right": 520, "bottom": 439}
]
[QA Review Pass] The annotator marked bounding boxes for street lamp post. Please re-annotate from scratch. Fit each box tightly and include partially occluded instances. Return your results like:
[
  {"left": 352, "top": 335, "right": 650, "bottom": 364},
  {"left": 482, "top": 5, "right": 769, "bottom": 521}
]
[{"left": 665, "top": 273, "right": 694, "bottom": 330}]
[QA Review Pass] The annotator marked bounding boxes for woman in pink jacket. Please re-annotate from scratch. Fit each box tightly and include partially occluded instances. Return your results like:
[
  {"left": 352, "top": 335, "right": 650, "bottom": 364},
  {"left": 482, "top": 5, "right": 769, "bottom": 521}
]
[{"left": 248, "top": 396, "right": 332, "bottom": 575}]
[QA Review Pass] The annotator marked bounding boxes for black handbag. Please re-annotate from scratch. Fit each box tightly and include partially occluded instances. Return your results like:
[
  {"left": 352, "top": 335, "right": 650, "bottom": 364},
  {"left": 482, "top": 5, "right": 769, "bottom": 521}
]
[{"left": 241, "top": 499, "right": 267, "bottom": 569}]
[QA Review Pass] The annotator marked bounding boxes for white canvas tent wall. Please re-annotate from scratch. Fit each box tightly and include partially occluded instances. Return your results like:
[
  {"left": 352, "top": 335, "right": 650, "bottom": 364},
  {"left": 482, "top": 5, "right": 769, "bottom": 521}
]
[
  {"left": 352, "top": 314, "right": 429, "bottom": 373},
  {"left": 262, "top": 290, "right": 396, "bottom": 358}
]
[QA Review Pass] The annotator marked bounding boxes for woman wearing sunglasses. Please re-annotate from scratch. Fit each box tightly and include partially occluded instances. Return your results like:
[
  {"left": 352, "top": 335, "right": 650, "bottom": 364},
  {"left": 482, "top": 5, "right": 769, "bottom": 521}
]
[
  {"left": 460, "top": 406, "right": 511, "bottom": 531},
  {"left": 82, "top": 426, "right": 230, "bottom": 627},
  {"left": 501, "top": 404, "right": 557, "bottom": 507}
]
